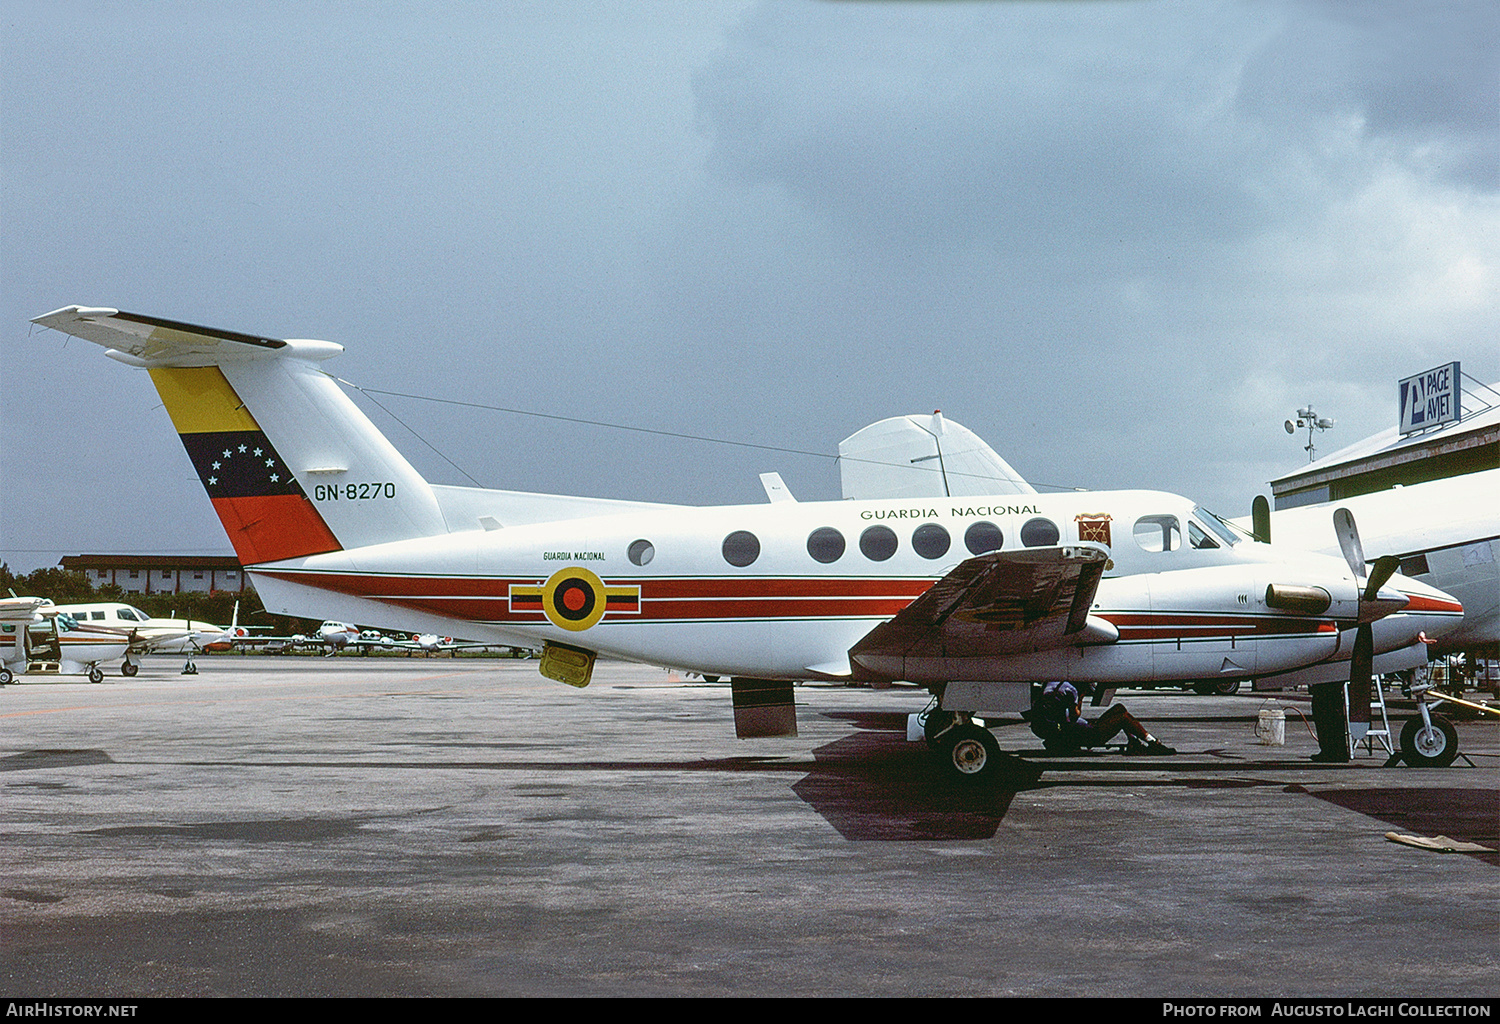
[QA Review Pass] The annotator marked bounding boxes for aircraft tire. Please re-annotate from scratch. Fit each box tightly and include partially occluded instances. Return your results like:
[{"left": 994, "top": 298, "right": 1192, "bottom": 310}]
[
  {"left": 1192, "top": 679, "right": 1241, "bottom": 696},
  {"left": 121, "top": 662, "right": 139, "bottom": 677},
  {"left": 940, "top": 723, "right": 1001, "bottom": 782},
  {"left": 88, "top": 667, "right": 104, "bottom": 684},
  {"left": 1400, "top": 715, "right": 1458, "bottom": 768},
  {"left": 0, "top": 667, "right": 12, "bottom": 686}
]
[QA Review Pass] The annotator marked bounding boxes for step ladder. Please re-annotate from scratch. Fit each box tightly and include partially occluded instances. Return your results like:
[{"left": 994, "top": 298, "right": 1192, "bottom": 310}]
[{"left": 1345, "top": 677, "right": 1393, "bottom": 758}]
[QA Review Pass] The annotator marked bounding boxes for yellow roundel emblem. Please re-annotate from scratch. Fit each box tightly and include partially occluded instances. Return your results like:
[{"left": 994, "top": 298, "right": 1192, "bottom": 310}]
[{"left": 541, "top": 567, "right": 608, "bottom": 632}]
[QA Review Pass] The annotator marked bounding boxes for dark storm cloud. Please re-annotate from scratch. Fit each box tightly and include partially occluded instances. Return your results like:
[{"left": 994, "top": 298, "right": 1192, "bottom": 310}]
[{"left": 2, "top": 1, "right": 1495, "bottom": 572}]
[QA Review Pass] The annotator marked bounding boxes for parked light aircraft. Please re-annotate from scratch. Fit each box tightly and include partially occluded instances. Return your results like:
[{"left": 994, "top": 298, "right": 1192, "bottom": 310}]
[
  {"left": 48, "top": 602, "right": 228, "bottom": 675},
  {"left": 223, "top": 619, "right": 360, "bottom": 654},
  {"left": 33, "top": 306, "right": 1466, "bottom": 781},
  {"left": 1, "top": 597, "right": 131, "bottom": 685}
]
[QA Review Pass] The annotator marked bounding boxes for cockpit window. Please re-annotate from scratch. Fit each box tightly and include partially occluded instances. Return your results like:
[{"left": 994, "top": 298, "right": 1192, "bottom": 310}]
[
  {"left": 116, "top": 608, "right": 141, "bottom": 622},
  {"left": 1133, "top": 515, "right": 1181, "bottom": 552},
  {"left": 1188, "top": 522, "right": 1219, "bottom": 549},
  {"left": 1192, "top": 506, "right": 1243, "bottom": 546}
]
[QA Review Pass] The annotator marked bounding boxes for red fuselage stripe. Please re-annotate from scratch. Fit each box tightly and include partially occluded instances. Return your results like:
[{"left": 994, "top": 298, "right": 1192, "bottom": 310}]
[{"left": 249, "top": 569, "right": 1424, "bottom": 637}]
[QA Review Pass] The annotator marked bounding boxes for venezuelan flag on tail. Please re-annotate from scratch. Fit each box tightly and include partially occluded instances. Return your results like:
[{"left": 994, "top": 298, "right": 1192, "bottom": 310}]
[
  {"left": 32, "top": 305, "right": 510, "bottom": 571},
  {"left": 148, "top": 365, "right": 341, "bottom": 565}
]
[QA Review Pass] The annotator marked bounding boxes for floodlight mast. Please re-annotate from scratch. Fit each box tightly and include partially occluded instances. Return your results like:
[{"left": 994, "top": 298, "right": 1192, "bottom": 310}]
[{"left": 1283, "top": 404, "right": 1334, "bottom": 461}]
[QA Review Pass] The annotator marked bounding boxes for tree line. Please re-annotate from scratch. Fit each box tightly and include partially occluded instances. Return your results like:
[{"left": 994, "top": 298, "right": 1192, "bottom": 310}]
[{"left": 0, "top": 563, "right": 319, "bottom": 634}]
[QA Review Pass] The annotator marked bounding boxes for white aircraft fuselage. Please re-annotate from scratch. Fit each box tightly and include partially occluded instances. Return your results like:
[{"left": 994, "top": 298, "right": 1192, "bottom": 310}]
[
  {"left": 248, "top": 490, "right": 1460, "bottom": 701},
  {"left": 29, "top": 306, "right": 1465, "bottom": 742}
]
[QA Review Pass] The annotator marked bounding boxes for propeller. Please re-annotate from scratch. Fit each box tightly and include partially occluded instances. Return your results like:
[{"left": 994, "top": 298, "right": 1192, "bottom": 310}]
[{"left": 1333, "top": 508, "right": 1404, "bottom": 739}]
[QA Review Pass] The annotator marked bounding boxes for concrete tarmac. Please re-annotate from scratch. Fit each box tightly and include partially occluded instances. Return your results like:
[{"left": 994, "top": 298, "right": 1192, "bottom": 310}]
[{"left": 0, "top": 656, "right": 1495, "bottom": 998}]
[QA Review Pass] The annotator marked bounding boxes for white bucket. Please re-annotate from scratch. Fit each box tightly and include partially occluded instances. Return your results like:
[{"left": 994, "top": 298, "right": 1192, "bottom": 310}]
[{"left": 1255, "top": 704, "right": 1286, "bottom": 746}]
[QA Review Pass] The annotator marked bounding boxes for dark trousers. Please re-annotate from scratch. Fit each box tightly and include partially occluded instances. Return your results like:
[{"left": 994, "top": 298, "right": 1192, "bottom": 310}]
[{"left": 1309, "top": 681, "right": 1348, "bottom": 757}]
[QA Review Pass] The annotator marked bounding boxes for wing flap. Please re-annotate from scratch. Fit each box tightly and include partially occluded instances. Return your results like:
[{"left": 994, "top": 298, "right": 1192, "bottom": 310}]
[{"left": 849, "top": 544, "right": 1111, "bottom": 676}]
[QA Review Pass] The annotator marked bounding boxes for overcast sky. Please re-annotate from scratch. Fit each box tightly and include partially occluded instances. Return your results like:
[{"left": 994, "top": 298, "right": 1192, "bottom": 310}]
[{"left": 3, "top": 0, "right": 1496, "bottom": 573}]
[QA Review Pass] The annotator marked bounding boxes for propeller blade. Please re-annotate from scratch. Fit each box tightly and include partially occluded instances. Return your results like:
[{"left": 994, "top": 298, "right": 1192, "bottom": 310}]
[
  {"left": 1348, "top": 623, "right": 1373, "bottom": 730},
  {"left": 1332, "top": 508, "right": 1365, "bottom": 579},
  {"left": 1364, "top": 555, "right": 1401, "bottom": 602}
]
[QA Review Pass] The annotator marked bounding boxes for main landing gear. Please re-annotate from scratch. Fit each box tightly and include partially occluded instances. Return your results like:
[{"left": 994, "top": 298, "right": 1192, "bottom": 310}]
[{"left": 920, "top": 709, "right": 1007, "bottom": 783}]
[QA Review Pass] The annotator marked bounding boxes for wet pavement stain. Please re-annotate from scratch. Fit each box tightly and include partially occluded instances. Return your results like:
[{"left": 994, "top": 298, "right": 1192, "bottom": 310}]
[
  {"left": 82, "top": 817, "right": 368, "bottom": 843},
  {"left": 1, "top": 749, "right": 114, "bottom": 771}
]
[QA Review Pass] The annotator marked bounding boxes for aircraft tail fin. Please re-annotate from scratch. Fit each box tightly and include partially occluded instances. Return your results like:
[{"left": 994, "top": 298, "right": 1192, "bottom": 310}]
[
  {"left": 838, "top": 412, "right": 1035, "bottom": 500},
  {"left": 33, "top": 306, "right": 448, "bottom": 564}
]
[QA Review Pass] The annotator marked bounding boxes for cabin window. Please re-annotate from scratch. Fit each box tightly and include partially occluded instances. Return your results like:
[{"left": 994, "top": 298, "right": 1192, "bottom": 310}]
[
  {"left": 628, "top": 539, "right": 655, "bottom": 566},
  {"left": 912, "top": 523, "right": 951, "bottom": 560},
  {"left": 859, "top": 525, "right": 898, "bottom": 562},
  {"left": 1020, "top": 518, "right": 1060, "bottom": 547},
  {"left": 1133, "top": 515, "right": 1181, "bottom": 552},
  {"left": 964, "top": 521, "right": 1003, "bottom": 555},
  {"left": 91, "top": 611, "right": 105, "bottom": 620},
  {"left": 722, "top": 531, "right": 761, "bottom": 568},
  {"left": 806, "top": 527, "right": 846, "bottom": 564}
]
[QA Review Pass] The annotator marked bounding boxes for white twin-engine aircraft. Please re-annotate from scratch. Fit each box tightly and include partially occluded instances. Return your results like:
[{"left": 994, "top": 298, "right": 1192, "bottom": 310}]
[{"left": 33, "top": 307, "right": 1465, "bottom": 781}]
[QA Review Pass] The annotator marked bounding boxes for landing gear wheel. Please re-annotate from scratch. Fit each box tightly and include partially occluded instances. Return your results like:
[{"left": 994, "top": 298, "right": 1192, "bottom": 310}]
[
  {"left": 923, "top": 709, "right": 957, "bottom": 750},
  {"left": 121, "top": 662, "right": 139, "bottom": 677},
  {"left": 1400, "top": 715, "right": 1458, "bottom": 768},
  {"left": 1192, "top": 679, "right": 1241, "bottom": 695},
  {"left": 0, "top": 667, "right": 12, "bottom": 686},
  {"left": 87, "top": 666, "right": 104, "bottom": 684},
  {"left": 940, "top": 723, "right": 1002, "bottom": 782}
]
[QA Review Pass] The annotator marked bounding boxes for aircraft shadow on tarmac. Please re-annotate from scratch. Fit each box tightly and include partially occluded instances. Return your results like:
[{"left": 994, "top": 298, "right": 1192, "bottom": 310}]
[
  {"left": 1291, "top": 785, "right": 1499, "bottom": 866},
  {"left": 792, "top": 713, "right": 1500, "bottom": 852},
  {"left": 5, "top": 728, "right": 1491, "bottom": 856}
]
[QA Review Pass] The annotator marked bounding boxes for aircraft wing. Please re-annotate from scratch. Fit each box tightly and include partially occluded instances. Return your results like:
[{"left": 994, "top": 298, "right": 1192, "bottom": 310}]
[
  {"left": 849, "top": 543, "right": 1115, "bottom": 677},
  {"left": 0, "top": 598, "right": 50, "bottom": 622}
]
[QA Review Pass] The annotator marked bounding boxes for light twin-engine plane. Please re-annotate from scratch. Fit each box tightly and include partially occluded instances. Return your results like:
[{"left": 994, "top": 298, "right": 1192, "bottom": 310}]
[
  {"left": 49, "top": 602, "right": 230, "bottom": 675},
  {"left": 32, "top": 306, "right": 1465, "bottom": 781},
  {"left": 1, "top": 597, "right": 131, "bottom": 685}
]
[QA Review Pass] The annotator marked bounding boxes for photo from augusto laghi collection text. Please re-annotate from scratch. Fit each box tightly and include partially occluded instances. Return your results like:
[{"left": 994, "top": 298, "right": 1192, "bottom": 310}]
[{"left": 1161, "top": 1004, "right": 1493, "bottom": 1018}]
